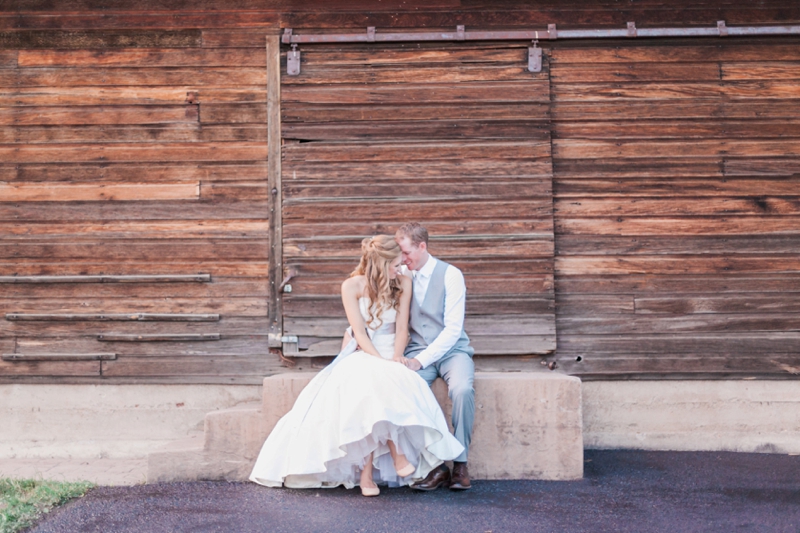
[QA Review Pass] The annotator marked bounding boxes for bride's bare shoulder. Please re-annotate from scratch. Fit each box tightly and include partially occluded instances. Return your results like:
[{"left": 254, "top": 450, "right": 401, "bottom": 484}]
[
  {"left": 397, "top": 273, "right": 412, "bottom": 289},
  {"left": 342, "top": 275, "right": 366, "bottom": 296}
]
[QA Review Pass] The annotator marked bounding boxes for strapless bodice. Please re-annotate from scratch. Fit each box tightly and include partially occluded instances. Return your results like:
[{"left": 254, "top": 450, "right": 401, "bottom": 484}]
[{"left": 359, "top": 297, "right": 396, "bottom": 359}]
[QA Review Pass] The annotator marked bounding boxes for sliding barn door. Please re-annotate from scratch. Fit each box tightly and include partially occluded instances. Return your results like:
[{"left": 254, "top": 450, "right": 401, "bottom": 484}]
[{"left": 279, "top": 42, "right": 556, "bottom": 358}]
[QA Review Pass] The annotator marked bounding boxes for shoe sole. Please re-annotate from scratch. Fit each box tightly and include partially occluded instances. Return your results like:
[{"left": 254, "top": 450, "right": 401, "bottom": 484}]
[{"left": 449, "top": 484, "right": 471, "bottom": 490}]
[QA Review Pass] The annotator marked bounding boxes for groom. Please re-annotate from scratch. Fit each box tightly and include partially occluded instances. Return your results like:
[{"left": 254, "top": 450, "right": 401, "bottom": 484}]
[{"left": 395, "top": 222, "right": 475, "bottom": 491}]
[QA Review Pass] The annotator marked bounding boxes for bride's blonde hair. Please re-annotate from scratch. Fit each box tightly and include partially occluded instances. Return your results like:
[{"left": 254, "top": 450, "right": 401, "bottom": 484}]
[{"left": 350, "top": 234, "right": 403, "bottom": 329}]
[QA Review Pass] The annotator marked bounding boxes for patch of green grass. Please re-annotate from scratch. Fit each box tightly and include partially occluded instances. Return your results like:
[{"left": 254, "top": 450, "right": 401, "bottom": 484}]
[{"left": 0, "top": 478, "right": 93, "bottom": 533}]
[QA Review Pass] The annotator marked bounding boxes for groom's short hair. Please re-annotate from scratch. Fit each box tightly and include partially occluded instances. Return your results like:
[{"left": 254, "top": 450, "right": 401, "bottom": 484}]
[{"left": 396, "top": 222, "right": 429, "bottom": 247}]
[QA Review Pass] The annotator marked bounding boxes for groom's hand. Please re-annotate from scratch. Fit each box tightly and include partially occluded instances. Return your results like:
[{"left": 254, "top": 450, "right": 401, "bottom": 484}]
[{"left": 405, "top": 358, "right": 422, "bottom": 371}]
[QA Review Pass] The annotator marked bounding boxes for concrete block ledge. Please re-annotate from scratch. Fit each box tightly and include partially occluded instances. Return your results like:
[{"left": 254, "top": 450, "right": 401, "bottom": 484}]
[{"left": 147, "top": 371, "right": 584, "bottom": 482}]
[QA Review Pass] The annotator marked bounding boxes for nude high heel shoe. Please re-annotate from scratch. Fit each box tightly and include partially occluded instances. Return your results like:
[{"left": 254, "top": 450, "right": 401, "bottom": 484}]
[
  {"left": 361, "top": 485, "right": 380, "bottom": 497},
  {"left": 396, "top": 462, "right": 415, "bottom": 478}
]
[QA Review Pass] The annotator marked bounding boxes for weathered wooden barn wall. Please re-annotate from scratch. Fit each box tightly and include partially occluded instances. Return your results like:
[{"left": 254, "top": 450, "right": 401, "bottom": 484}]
[
  {"left": 0, "top": 23, "right": 280, "bottom": 383},
  {"left": 549, "top": 40, "right": 800, "bottom": 379},
  {"left": 1, "top": 1, "right": 799, "bottom": 383},
  {"left": 279, "top": 42, "right": 556, "bottom": 358}
]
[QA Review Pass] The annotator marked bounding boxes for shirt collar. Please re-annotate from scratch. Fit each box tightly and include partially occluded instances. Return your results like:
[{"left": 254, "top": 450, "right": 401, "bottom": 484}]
[{"left": 416, "top": 255, "right": 437, "bottom": 279}]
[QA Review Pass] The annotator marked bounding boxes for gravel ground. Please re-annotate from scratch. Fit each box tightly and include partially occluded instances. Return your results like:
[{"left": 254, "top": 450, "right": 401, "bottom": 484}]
[{"left": 29, "top": 450, "right": 800, "bottom": 533}]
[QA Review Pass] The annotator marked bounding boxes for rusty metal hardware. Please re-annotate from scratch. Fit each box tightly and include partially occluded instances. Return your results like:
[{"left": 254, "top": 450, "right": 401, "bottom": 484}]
[
  {"left": 281, "top": 335, "right": 299, "bottom": 354},
  {"left": 528, "top": 33, "right": 542, "bottom": 73},
  {"left": 282, "top": 20, "right": 800, "bottom": 78},
  {"left": 282, "top": 21, "right": 800, "bottom": 44},
  {"left": 287, "top": 44, "right": 300, "bottom": 76},
  {"left": 278, "top": 268, "right": 296, "bottom": 292}
]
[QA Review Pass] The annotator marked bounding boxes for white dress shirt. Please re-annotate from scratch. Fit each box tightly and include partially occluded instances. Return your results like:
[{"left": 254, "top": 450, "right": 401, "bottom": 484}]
[{"left": 406, "top": 256, "right": 467, "bottom": 369}]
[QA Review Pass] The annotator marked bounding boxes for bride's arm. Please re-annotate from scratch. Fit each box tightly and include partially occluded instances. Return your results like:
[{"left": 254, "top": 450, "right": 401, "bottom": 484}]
[
  {"left": 341, "top": 277, "right": 382, "bottom": 358},
  {"left": 392, "top": 274, "right": 412, "bottom": 363}
]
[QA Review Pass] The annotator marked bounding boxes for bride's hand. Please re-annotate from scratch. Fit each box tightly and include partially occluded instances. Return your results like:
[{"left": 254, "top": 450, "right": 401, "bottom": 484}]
[{"left": 392, "top": 355, "right": 408, "bottom": 366}]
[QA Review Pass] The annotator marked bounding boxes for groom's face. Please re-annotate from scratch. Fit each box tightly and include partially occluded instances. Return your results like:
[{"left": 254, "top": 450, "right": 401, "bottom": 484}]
[{"left": 397, "top": 236, "right": 428, "bottom": 271}]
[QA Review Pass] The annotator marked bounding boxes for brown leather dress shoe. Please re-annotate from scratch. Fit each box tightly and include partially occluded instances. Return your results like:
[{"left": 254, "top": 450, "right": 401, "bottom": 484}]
[
  {"left": 449, "top": 461, "right": 472, "bottom": 490},
  {"left": 410, "top": 463, "right": 450, "bottom": 491}
]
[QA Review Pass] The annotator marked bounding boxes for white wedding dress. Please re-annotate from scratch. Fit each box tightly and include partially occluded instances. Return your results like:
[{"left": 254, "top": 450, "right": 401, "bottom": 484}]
[{"left": 249, "top": 297, "right": 464, "bottom": 489}]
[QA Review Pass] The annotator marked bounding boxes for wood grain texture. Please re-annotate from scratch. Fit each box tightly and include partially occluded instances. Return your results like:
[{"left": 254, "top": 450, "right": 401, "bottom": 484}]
[
  {"left": 551, "top": 37, "right": 800, "bottom": 378},
  {"left": 0, "top": 30, "right": 202, "bottom": 49},
  {"left": 17, "top": 48, "right": 265, "bottom": 68},
  {"left": 1, "top": 22, "right": 271, "bottom": 383},
  {"left": 4, "top": 2, "right": 799, "bottom": 381},
  {"left": 0, "top": 182, "right": 199, "bottom": 201},
  {"left": 0, "top": 105, "right": 197, "bottom": 126},
  {"left": 280, "top": 41, "right": 556, "bottom": 356}
]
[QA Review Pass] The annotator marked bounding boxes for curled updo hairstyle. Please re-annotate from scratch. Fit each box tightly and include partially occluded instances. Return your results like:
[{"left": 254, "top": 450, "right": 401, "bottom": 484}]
[{"left": 350, "top": 234, "right": 403, "bottom": 329}]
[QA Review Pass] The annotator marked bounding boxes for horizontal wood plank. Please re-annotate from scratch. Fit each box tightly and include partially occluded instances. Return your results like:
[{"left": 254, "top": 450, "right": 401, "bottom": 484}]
[
  {"left": 0, "top": 274, "right": 211, "bottom": 283},
  {"left": 555, "top": 256, "right": 800, "bottom": 275},
  {"left": 0, "top": 105, "right": 197, "bottom": 126},
  {"left": 556, "top": 313, "right": 800, "bottom": 335},
  {"left": 554, "top": 197, "right": 800, "bottom": 217},
  {"left": 17, "top": 48, "right": 266, "bottom": 68},
  {"left": 0, "top": 241, "right": 266, "bottom": 261},
  {"left": 553, "top": 139, "right": 800, "bottom": 159},
  {"left": 0, "top": 68, "right": 265, "bottom": 87},
  {"left": 555, "top": 217, "right": 800, "bottom": 236},
  {"left": 556, "top": 235, "right": 800, "bottom": 255},
  {"left": 634, "top": 295, "right": 800, "bottom": 315},
  {"left": 555, "top": 274, "right": 800, "bottom": 295},
  {"left": 551, "top": 63, "right": 721, "bottom": 83},
  {"left": 0, "top": 29, "right": 202, "bottom": 49},
  {"left": 284, "top": 314, "right": 556, "bottom": 338},
  {"left": 0, "top": 316, "right": 268, "bottom": 337},
  {"left": 549, "top": 44, "right": 800, "bottom": 64},
  {"left": 283, "top": 120, "right": 550, "bottom": 141},
  {"left": 0, "top": 359, "right": 100, "bottom": 376},
  {"left": 0, "top": 261, "right": 268, "bottom": 276},
  {"left": 556, "top": 332, "right": 800, "bottom": 355},
  {"left": 0, "top": 182, "right": 199, "bottom": 201},
  {"left": 2, "top": 352, "right": 115, "bottom": 360},
  {"left": 96, "top": 333, "right": 221, "bottom": 341},
  {"left": 100, "top": 356, "right": 282, "bottom": 377},
  {"left": 0, "top": 142, "right": 267, "bottom": 163},
  {"left": 5, "top": 312, "right": 221, "bottom": 321},
  {"left": 283, "top": 81, "right": 551, "bottom": 104},
  {"left": 554, "top": 178, "right": 800, "bottom": 197}
]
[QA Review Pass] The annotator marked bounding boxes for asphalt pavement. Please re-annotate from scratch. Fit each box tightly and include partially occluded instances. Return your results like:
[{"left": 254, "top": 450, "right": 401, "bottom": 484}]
[{"left": 29, "top": 450, "right": 800, "bottom": 533}]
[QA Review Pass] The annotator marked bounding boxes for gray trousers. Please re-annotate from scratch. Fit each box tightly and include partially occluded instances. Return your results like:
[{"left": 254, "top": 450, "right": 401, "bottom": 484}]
[{"left": 414, "top": 350, "right": 475, "bottom": 463}]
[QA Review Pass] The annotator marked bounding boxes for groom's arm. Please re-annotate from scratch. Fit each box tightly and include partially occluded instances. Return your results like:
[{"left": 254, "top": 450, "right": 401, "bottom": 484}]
[{"left": 411, "top": 266, "right": 467, "bottom": 369}]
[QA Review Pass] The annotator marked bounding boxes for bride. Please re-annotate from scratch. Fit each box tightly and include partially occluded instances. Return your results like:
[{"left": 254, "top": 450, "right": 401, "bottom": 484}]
[{"left": 249, "top": 235, "right": 464, "bottom": 496}]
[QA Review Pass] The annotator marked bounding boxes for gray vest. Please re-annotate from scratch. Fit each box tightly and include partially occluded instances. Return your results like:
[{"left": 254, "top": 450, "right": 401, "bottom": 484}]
[{"left": 405, "top": 259, "right": 474, "bottom": 359}]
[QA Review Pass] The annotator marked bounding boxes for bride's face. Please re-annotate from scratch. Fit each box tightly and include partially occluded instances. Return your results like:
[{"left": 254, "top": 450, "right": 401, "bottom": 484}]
[{"left": 388, "top": 255, "right": 403, "bottom": 280}]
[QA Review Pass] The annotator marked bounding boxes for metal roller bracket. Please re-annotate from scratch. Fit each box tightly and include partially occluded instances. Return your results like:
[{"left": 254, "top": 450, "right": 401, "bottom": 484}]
[{"left": 287, "top": 44, "right": 301, "bottom": 76}]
